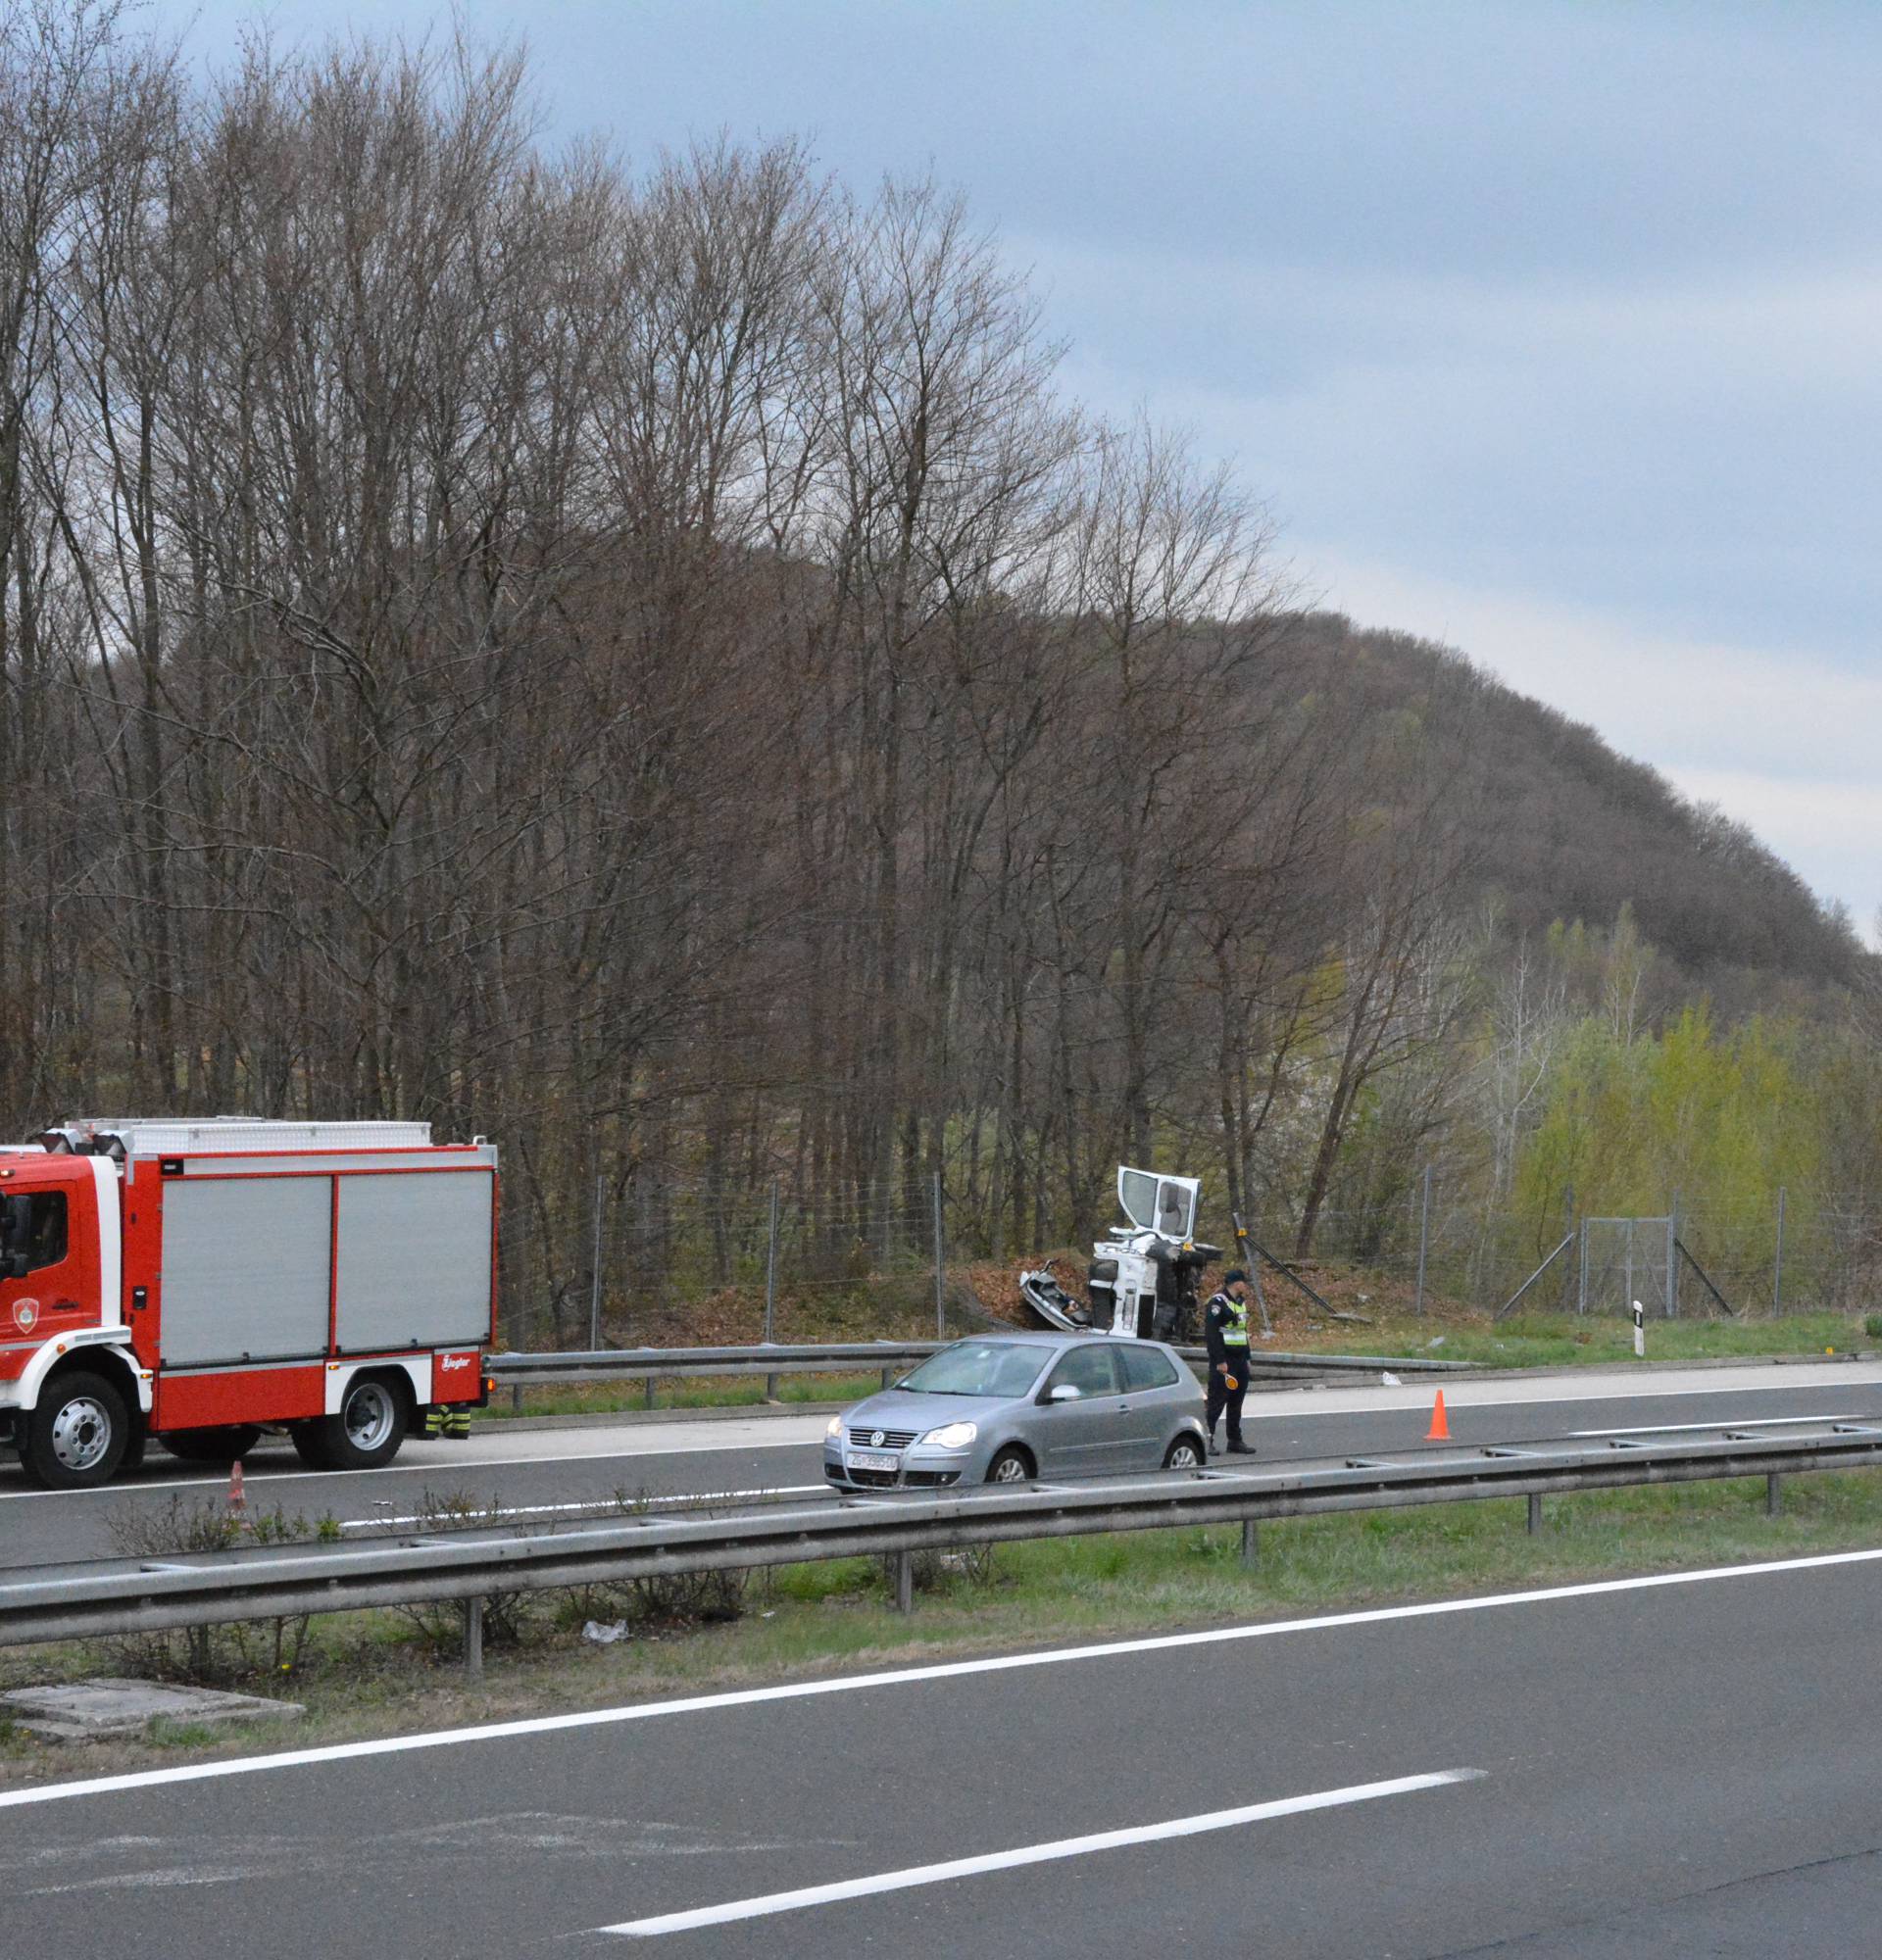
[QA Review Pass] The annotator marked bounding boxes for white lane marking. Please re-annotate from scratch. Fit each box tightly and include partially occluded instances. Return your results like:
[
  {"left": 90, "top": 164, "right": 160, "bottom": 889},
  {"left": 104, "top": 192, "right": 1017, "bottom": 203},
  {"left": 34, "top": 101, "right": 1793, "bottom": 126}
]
[
  {"left": 336, "top": 1486, "right": 830, "bottom": 1529},
  {"left": 597, "top": 1768, "right": 1485, "bottom": 1936},
  {"left": 5, "top": 1544, "right": 1881, "bottom": 1812},
  {"left": 1248, "top": 1374, "right": 1882, "bottom": 1421},
  {"left": 0, "top": 1436, "right": 820, "bottom": 1503},
  {"left": 1571, "top": 1414, "right": 1863, "bottom": 1438}
]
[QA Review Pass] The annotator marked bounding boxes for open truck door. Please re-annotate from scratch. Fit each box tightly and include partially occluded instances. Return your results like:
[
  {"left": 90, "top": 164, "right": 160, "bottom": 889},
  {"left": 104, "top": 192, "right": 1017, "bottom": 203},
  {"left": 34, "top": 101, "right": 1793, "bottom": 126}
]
[{"left": 1117, "top": 1166, "right": 1200, "bottom": 1244}]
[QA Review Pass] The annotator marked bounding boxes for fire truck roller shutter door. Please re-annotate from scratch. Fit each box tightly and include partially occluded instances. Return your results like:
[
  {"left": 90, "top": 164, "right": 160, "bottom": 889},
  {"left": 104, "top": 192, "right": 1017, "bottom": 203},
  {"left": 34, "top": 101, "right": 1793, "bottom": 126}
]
[
  {"left": 333, "top": 1171, "right": 493, "bottom": 1353},
  {"left": 159, "top": 1176, "right": 332, "bottom": 1365}
]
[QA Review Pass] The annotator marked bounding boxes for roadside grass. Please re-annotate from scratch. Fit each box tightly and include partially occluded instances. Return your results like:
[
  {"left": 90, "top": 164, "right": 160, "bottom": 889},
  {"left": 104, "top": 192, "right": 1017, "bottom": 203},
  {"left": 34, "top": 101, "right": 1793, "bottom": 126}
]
[
  {"left": 1322, "top": 1310, "right": 1873, "bottom": 1371},
  {"left": 6, "top": 1465, "right": 1882, "bottom": 1788}
]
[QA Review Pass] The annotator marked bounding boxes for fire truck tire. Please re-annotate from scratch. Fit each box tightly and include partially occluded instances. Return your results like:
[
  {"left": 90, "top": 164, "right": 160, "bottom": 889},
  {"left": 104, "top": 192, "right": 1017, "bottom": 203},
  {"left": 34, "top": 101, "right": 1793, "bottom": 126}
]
[
  {"left": 21, "top": 1370, "right": 130, "bottom": 1490},
  {"left": 294, "top": 1374, "right": 409, "bottom": 1471},
  {"left": 158, "top": 1425, "right": 263, "bottom": 1463}
]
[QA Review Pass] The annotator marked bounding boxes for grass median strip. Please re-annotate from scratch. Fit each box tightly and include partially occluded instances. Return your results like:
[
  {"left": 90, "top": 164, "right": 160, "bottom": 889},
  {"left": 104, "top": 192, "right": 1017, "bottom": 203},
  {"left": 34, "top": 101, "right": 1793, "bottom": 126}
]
[{"left": 7, "top": 1463, "right": 1882, "bottom": 1788}]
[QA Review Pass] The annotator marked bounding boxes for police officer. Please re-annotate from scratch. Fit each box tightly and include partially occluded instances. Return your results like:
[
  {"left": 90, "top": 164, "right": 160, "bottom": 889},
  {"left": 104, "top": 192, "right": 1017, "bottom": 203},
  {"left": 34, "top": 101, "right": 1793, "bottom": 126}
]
[{"left": 1204, "top": 1269, "right": 1255, "bottom": 1455}]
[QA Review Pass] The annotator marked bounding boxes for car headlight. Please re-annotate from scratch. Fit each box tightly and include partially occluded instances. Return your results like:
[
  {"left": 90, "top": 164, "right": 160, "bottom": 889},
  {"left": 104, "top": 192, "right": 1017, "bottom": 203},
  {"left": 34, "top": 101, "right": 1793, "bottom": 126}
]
[
  {"left": 825, "top": 1415, "right": 843, "bottom": 1441},
  {"left": 921, "top": 1421, "right": 978, "bottom": 1450}
]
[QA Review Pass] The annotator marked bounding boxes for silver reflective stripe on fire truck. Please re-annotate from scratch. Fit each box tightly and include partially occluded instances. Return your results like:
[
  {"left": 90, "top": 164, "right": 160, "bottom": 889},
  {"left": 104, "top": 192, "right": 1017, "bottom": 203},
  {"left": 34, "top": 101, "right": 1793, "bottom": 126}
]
[{"left": 86, "top": 1154, "right": 123, "bottom": 1331}]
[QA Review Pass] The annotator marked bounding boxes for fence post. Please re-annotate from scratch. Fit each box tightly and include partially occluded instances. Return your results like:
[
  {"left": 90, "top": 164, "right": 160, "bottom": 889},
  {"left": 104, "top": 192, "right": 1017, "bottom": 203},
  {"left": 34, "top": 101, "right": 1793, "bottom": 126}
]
[
  {"left": 764, "top": 1178, "right": 780, "bottom": 1401},
  {"left": 1414, "top": 1166, "right": 1432, "bottom": 1316},
  {"left": 1773, "top": 1186, "right": 1786, "bottom": 1315},
  {"left": 1667, "top": 1194, "right": 1680, "bottom": 1319},
  {"left": 588, "top": 1172, "right": 605, "bottom": 1350},
  {"left": 933, "top": 1170, "right": 946, "bottom": 1340}
]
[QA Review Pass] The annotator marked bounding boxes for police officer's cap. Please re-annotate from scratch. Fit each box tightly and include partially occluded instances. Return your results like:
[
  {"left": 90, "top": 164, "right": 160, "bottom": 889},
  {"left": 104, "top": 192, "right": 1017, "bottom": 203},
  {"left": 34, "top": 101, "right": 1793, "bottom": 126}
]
[{"left": 1224, "top": 1268, "right": 1248, "bottom": 1286}]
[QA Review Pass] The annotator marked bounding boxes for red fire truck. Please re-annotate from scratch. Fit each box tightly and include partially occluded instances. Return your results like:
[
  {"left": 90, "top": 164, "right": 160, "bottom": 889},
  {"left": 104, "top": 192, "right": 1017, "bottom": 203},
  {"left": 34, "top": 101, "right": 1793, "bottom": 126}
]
[{"left": 0, "top": 1118, "right": 496, "bottom": 1489}]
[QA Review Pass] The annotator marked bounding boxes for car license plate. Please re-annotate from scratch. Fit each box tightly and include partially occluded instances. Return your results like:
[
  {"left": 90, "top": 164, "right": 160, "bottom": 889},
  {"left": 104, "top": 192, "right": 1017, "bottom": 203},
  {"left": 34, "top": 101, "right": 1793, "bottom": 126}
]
[{"left": 848, "top": 1449, "right": 899, "bottom": 1473}]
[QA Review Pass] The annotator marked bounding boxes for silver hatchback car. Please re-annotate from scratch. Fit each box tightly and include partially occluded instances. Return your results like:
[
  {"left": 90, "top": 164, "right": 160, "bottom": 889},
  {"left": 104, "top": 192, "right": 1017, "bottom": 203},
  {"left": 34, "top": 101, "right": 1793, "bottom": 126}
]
[{"left": 824, "top": 1333, "right": 1209, "bottom": 1491}]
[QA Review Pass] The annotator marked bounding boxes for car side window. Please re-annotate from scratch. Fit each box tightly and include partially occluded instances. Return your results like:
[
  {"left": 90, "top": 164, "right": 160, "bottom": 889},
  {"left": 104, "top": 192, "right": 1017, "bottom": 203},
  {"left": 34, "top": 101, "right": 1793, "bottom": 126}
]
[
  {"left": 1119, "top": 1346, "right": 1179, "bottom": 1392},
  {"left": 1046, "top": 1345, "right": 1120, "bottom": 1399}
]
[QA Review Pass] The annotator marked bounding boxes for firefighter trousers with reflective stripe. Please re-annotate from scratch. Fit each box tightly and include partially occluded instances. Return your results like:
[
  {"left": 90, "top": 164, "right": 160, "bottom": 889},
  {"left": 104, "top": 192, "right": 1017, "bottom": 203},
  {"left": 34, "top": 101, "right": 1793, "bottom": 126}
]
[{"left": 1206, "top": 1357, "right": 1249, "bottom": 1446}]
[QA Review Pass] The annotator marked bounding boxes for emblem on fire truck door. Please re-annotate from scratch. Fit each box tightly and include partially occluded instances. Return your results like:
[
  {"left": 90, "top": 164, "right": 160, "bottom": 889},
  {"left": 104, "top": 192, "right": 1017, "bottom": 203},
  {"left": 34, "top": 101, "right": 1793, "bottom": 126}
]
[{"left": 13, "top": 1298, "right": 38, "bottom": 1333}]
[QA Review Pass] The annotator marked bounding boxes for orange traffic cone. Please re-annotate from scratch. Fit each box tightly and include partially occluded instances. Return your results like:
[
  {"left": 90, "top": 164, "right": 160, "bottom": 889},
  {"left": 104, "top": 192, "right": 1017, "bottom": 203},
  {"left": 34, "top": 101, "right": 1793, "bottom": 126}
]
[
  {"left": 226, "top": 1459, "right": 247, "bottom": 1517},
  {"left": 1425, "top": 1390, "right": 1451, "bottom": 1443}
]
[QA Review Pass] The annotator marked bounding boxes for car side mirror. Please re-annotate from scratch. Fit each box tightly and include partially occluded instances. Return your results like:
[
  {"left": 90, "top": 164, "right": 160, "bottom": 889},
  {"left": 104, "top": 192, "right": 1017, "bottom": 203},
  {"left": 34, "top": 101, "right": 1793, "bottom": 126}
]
[{"left": 1046, "top": 1383, "right": 1082, "bottom": 1403}]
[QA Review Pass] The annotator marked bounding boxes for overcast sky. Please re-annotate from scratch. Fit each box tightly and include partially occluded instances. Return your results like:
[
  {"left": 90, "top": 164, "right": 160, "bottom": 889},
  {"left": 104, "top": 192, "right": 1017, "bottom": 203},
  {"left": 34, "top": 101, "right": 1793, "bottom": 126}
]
[{"left": 172, "top": 0, "right": 1881, "bottom": 941}]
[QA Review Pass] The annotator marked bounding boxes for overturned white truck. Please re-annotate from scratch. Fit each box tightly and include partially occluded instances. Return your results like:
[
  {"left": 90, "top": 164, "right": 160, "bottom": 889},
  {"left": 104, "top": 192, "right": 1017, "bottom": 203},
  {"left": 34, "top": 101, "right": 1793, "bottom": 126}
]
[{"left": 1020, "top": 1165, "right": 1221, "bottom": 1344}]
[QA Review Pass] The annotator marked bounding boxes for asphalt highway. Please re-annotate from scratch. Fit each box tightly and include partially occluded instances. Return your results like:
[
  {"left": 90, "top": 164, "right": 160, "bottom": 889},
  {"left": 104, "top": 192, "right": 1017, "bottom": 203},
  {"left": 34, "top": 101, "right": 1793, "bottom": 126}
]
[
  {"left": 4, "top": 1358, "right": 1882, "bottom": 1564},
  {"left": 5, "top": 1539, "right": 1882, "bottom": 1956}
]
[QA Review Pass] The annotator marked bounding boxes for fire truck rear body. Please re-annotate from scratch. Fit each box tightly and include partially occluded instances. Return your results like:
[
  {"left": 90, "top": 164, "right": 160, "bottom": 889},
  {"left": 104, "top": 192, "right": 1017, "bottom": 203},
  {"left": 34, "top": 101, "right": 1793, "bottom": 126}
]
[{"left": 0, "top": 1118, "right": 496, "bottom": 1487}]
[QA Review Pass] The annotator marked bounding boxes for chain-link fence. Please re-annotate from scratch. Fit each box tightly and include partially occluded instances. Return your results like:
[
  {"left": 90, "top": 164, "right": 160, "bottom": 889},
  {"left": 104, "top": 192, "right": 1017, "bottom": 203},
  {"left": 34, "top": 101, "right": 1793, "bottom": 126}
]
[
  {"left": 494, "top": 1172, "right": 990, "bottom": 1353},
  {"left": 1276, "top": 1187, "right": 1881, "bottom": 1321},
  {"left": 491, "top": 1169, "right": 1882, "bottom": 1351}
]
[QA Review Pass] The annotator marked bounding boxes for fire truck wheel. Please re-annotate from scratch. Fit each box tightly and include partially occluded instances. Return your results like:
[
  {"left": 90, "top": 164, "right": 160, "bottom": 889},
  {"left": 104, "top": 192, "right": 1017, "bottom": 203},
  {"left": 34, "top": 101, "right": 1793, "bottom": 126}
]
[
  {"left": 158, "top": 1425, "right": 264, "bottom": 1463},
  {"left": 297, "top": 1374, "right": 409, "bottom": 1471},
  {"left": 22, "top": 1371, "right": 130, "bottom": 1490}
]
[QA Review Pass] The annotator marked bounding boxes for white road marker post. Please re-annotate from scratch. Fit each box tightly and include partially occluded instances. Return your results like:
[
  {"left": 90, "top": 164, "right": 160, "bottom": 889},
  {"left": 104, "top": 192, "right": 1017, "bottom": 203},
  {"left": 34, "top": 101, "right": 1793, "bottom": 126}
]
[{"left": 1632, "top": 1298, "right": 1645, "bottom": 1359}]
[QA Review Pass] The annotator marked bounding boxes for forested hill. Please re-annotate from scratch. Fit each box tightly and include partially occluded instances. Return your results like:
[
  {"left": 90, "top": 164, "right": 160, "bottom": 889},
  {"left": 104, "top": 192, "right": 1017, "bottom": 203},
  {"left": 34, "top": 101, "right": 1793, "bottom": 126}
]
[
  {"left": 1273, "top": 612, "right": 1866, "bottom": 1004},
  {"left": 1, "top": 14, "right": 1871, "bottom": 1326}
]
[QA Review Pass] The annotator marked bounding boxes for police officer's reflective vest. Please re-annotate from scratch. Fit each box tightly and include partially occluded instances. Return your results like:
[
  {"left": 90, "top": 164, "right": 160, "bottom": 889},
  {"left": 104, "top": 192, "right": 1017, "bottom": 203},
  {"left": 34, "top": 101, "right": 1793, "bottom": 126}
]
[{"left": 1210, "top": 1292, "right": 1250, "bottom": 1348}]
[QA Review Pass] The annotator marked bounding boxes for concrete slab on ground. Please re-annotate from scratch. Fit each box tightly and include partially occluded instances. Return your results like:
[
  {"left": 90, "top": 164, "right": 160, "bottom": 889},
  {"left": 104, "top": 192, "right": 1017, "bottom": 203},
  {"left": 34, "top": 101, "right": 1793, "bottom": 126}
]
[{"left": 0, "top": 1678, "right": 304, "bottom": 1742}]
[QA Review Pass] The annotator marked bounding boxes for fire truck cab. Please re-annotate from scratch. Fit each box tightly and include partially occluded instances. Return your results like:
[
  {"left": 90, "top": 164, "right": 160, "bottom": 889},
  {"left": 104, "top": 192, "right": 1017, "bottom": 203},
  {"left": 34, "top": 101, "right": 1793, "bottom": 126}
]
[{"left": 0, "top": 1118, "right": 497, "bottom": 1489}]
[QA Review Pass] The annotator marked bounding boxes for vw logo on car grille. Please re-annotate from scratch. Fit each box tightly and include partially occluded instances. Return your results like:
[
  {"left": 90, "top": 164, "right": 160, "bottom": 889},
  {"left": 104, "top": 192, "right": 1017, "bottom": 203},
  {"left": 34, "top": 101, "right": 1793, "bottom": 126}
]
[{"left": 871, "top": 1430, "right": 885, "bottom": 1447}]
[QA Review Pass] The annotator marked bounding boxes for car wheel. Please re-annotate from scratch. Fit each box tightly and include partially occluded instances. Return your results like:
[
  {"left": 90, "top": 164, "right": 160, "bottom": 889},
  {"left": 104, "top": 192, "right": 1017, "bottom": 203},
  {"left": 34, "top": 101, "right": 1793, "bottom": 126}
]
[
  {"left": 22, "top": 1370, "right": 129, "bottom": 1490},
  {"left": 159, "top": 1425, "right": 264, "bottom": 1464},
  {"left": 984, "top": 1446, "right": 1034, "bottom": 1485},
  {"left": 1163, "top": 1434, "right": 1206, "bottom": 1471},
  {"left": 299, "top": 1374, "right": 408, "bottom": 1472}
]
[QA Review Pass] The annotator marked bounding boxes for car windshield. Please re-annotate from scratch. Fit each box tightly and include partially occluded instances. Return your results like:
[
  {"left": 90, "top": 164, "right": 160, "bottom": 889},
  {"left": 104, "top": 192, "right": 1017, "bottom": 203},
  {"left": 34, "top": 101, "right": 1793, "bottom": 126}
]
[{"left": 896, "top": 1342, "right": 1049, "bottom": 1398}]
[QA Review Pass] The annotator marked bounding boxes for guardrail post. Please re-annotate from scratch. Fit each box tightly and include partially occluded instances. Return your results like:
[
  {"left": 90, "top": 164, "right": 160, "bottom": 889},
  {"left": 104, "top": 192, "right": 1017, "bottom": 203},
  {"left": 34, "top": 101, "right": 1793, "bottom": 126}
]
[
  {"left": 463, "top": 1596, "right": 483, "bottom": 1679},
  {"left": 511, "top": 1384, "right": 523, "bottom": 1415},
  {"left": 881, "top": 1366, "right": 893, "bottom": 1390},
  {"left": 1766, "top": 1472, "right": 1782, "bottom": 1518},
  {"left": 1240, "top": 1519, "right": 1258, "bottom": 1567},
  {"left": 644, "top": 1378, "right": 656, "bottom": 1412},
  {"left": 1527, "top": 1494, "right": 1542, "bottom": 1535},
  {"left": 893, "top": 1551, "right": 914, "bottom": 1612}
]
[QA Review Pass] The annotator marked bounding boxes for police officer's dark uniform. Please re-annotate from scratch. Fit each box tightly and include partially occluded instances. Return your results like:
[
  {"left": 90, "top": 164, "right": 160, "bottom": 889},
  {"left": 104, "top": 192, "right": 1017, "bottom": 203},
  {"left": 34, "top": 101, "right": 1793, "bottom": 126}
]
[{"left": 1203, "top": 1272, "right": 1255, "bottom": 1455}]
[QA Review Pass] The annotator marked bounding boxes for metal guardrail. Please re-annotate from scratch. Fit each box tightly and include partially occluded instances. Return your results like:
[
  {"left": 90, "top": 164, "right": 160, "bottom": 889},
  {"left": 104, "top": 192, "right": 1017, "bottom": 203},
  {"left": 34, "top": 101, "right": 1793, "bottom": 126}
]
[
  {"left": 484, "top": 1341, "right": 1474, "bottom": 1391},
  {"left": 3, "top": 1421, "right": 1878, "bottom": 1649}
]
